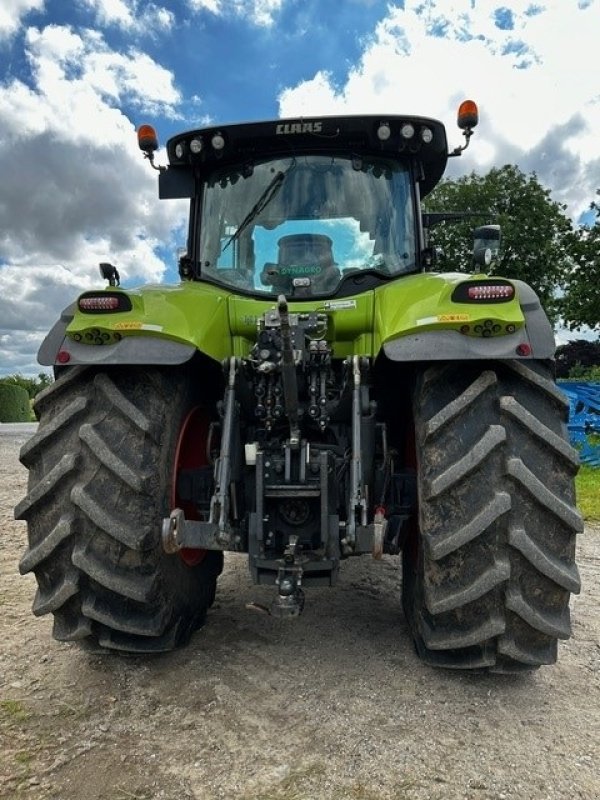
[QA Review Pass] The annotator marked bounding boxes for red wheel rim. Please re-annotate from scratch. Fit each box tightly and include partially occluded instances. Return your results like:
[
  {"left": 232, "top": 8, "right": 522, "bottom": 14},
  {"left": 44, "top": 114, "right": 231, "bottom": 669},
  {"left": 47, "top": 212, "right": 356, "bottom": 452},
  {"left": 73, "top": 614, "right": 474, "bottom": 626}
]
[
  {"left": 404, "top": 418, "right": 419, "bottom": 567},
  {"left": 172, "top": 406, "right": 210, "bottom": 567}
]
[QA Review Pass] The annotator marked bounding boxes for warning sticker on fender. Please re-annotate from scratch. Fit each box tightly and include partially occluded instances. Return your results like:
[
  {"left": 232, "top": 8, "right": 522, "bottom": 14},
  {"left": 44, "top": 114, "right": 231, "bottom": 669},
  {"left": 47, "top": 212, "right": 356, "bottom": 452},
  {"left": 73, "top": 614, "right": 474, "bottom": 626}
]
[
  {"left": 114, "top": 322, "right": 163, "bottom": 331},
  {"left": 114, "top": 321, "right": 142, "bottom": 330},
  {"left": 437, "top": 314, "right": 470, "bottom": 323},
  {"left": 416, "top": 314, "right": 470, "bottom": 326}
]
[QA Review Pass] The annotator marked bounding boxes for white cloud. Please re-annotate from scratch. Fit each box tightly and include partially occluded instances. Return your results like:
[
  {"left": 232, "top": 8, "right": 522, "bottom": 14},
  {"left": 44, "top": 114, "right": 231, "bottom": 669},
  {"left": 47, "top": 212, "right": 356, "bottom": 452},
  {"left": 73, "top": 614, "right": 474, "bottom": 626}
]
[
  {"left": 187, "top": 0, "right": 220, "bottom": 13},
  {"left": 241, "top": 0, "right": 283, "bottom": 27},
  {"left": 187, "top": 0, "right": 284, "bottom": 27},
  {"left": 0, "top": 23, "right": 187, "bottom": 375},
  {"left": 0, "top": 0, "right": 44, "bottom": 40},
  {"left": 0, "top": 25, "right": 181, "bottom": 151},
  {"left": 81, "top": 0, "right": 133, "bottom": 28},
  {"left": 278, "top": 0, "right": 600, "bottom": 219},
  {"left": 80, "top": 0, "right": 176, "bottom": 33},
  {"left": 24, "top": 24, "right": 181, "bottom": 122}
]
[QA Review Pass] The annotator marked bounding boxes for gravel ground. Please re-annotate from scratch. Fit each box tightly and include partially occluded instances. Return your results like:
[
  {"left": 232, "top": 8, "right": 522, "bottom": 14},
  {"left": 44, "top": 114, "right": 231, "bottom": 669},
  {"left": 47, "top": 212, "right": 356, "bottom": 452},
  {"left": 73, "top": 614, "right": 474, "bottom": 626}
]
[{"left": 1, "top": 423, "right": 599, "bottom": 800}]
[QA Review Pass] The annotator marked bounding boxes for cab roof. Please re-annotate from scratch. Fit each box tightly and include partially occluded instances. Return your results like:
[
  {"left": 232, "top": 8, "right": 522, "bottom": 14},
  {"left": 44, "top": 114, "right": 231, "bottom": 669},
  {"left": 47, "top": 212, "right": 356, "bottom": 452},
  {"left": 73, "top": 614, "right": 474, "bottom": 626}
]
[{"left": 165, "top": 114, "right": 449, "bottom": 198}]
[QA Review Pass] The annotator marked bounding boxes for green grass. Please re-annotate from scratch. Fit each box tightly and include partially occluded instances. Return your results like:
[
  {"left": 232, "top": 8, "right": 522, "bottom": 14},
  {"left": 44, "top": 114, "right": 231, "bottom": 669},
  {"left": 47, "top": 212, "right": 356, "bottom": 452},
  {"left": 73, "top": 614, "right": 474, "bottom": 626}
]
[
  {"left": 0, "top": 699, "right": 30, "bottom": 723},
  {"left": 576, "top": 465, "right": 600, "bottom": 522}
]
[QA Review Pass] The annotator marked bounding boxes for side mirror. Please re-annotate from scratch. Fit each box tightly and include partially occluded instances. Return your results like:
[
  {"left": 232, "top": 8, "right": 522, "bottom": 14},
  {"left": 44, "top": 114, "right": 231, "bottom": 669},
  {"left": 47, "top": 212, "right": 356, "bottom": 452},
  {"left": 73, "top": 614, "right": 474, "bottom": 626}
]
[
  {"left": 421, "top": 246, "right": 445, "bottom": 269},
  {"left": 473, "top": 224, "right": 501, "bottom": 268},
  {"left": 99, "top": 262, "right": 120, "bottom": 287},
  {"left": 177, "top": 248, "right": 194, "bottom": 279}
]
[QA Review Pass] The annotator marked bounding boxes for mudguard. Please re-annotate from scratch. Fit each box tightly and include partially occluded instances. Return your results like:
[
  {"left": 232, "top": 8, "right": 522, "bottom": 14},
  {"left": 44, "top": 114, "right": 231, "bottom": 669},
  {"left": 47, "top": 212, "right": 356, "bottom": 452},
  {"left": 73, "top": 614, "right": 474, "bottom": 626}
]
[
  {"left": 377, "top": 274, "right": 555, "bottom": 362},
  {"left": 37, "top": 274, "right": 555, "bottom": 368},
  {"left": 38, "top": 282, "right": 231, "bottom": 367}
]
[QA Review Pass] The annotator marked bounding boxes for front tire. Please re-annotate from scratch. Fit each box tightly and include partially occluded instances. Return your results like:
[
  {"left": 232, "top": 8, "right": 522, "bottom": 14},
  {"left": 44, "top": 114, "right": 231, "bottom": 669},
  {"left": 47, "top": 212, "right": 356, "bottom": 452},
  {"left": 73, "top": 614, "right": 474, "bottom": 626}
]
[
  {"left": 403, "top": 360, "right": 583, "bottom": 672},
  {"left": 16, "top": 366, "right": 223, "bottom": 653}
]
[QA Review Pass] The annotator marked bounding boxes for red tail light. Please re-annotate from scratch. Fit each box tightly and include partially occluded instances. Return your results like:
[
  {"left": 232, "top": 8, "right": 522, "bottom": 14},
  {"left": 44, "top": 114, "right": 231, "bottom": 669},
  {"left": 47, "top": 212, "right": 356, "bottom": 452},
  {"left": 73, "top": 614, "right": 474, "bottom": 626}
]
[
  {"left": 78, "top": 292, "right": 132, "bottom": 313},
  {"left": 467, "top": 284, "right": 514, "bottom": 300},
  {"left": 452, "top": 281, "right": 515, "bottom": 303},
  {"left": 79, "top": 296, "right": 119, "bottom": 311}
]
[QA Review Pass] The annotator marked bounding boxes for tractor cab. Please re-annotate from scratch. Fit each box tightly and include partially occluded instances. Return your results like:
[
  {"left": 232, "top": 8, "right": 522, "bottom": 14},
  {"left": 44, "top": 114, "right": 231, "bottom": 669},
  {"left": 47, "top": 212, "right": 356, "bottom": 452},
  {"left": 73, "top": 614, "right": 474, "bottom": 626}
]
[{"left": 139, "top": 106, "right": 477, "bottom": 299}]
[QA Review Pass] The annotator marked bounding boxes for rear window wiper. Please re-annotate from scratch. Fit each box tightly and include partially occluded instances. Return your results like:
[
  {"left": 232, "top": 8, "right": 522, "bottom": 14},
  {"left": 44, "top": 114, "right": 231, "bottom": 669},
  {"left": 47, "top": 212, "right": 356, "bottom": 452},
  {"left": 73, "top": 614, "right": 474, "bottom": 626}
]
[{"left": 221, "top": 169, "right": 288, "bottom": 252}]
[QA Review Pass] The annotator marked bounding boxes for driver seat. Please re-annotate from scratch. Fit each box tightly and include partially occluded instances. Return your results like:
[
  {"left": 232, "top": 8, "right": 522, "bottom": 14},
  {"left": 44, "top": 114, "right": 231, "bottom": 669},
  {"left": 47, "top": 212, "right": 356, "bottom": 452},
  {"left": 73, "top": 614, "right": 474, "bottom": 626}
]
[{"left": 261, "top": 234, "right": 340, "bottom": 292}]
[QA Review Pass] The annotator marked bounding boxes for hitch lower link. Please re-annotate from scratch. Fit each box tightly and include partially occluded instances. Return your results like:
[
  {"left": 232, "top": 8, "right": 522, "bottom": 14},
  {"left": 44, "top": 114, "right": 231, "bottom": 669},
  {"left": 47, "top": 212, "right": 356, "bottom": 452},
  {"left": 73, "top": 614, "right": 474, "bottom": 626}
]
[{"left": 162, "top": 507, "right": 239, "bottom": 553}]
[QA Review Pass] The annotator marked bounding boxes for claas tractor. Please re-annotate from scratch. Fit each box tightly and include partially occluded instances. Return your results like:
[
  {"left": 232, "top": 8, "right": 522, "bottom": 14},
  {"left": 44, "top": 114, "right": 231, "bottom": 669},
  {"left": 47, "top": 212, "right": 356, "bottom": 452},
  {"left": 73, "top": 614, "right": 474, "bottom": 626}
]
[{"left": 16, "top": 101, "right": 582, "bottom": 672}]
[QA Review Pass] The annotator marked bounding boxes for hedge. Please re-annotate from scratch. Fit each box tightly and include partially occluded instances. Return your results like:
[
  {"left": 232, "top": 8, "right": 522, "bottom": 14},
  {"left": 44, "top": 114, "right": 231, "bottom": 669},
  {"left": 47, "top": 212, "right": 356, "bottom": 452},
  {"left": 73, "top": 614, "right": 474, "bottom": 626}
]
[{"left": 0, "top": 383, "right": 31, "bottom": 422}]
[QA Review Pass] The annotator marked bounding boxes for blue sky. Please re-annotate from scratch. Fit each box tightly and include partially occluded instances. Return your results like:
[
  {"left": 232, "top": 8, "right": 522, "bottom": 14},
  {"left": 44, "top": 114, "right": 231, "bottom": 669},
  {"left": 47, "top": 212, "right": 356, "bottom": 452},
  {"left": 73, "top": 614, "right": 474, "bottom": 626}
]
[{"left": 0, "top": 0, "right": 599, "bottom": 375}]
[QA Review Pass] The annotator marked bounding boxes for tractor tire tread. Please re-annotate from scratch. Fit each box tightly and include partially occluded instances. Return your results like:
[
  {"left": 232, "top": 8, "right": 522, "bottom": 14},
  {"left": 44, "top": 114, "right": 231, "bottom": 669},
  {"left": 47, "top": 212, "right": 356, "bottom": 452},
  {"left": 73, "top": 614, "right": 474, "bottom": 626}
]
[{"left": 404, "top": 360, "right": 581, "bottom": 671}]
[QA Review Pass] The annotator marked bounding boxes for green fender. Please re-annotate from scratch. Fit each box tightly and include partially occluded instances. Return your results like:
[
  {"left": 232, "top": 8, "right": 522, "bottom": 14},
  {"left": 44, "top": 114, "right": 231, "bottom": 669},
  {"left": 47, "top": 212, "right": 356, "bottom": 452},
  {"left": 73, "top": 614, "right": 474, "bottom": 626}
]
[
  {"left": 375, "top": 274, "right": 555, "bottom": 361},
  {"left": 38, "top": 274, "right": 554, "bottom": 368},
  {"left": 40, "top": 283, "right": 231, "bottom": 366}
]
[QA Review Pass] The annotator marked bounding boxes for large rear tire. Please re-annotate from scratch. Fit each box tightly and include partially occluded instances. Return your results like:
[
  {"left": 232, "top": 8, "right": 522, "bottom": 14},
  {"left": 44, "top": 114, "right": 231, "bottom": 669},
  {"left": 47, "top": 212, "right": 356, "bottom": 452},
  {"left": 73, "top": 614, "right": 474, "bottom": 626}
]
[
  {"left": 403, "top": 360, "right": 583, "bottom": 672},
  {"left": 16, "top": 366, "right": 223, "bottom": 653}
]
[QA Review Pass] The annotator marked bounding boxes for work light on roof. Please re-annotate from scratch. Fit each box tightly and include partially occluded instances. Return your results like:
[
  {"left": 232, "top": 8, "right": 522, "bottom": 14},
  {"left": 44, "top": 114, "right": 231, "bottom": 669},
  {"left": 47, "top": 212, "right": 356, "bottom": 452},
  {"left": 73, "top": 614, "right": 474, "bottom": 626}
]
[
  {"left": 189, "top": 137, "right": 203, "bottom": 154},
  {"left": 421, "top": 126, "right": 433, "bottom": 144},
  {"left": 377, "top": 122, "right": 391, "bottom": 141},
  {"left": 400, "top": 123, "right": 415, "bottom": 140},
  {"left": 211, "top": 133, "right": 225, "bottom": 150},
  {"left": 175, "top": 142, "right": 185, "bottom": 159}
]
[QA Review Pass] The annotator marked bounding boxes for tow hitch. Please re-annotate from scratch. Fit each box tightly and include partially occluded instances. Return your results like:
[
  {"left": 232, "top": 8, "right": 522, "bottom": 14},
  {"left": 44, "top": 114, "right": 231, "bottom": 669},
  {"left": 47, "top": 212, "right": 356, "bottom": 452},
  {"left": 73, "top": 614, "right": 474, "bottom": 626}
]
[{"left": 271, "top": 535, "right": 305, "bottom": 618}]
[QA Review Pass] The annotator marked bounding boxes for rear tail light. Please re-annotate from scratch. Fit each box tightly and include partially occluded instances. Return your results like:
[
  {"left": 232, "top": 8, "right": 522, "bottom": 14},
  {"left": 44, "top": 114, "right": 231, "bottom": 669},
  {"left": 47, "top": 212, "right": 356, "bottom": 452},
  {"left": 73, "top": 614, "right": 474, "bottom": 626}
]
[
  {"left": 467, "top": 284, "right": 514, "bottom": 300},
  {"left": 452, "top": 281, "right": 515, "bottom": 303},
  {"left": 78, "top": 292, "right": 132, "bottom": 313},
  {"left": 79, "top": 296, "right": 119, "bottom": 311}
]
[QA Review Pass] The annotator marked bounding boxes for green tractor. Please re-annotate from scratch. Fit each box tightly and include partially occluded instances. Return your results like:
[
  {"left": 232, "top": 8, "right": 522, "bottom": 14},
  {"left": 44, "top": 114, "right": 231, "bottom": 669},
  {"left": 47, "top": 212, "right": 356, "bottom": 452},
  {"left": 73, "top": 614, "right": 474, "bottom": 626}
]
[{"left": 16, "top": 102, "right": 582, "bottom": 671}]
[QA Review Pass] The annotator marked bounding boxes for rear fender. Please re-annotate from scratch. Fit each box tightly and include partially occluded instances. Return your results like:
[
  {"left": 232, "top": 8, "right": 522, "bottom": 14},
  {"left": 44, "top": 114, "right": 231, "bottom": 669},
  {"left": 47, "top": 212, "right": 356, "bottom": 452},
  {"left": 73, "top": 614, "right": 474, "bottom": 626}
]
[
  {"left": 37, "top": 303, "right": 196, "bottom": 367},
  {"left": 39, "top": 326, "right": 196, "bottom": 367},
  {"left": 38, "top": 283, "right": 231, "bottom": 367},
  {"left": 381, "top": 277, "right": 555, "bottom": 362}
]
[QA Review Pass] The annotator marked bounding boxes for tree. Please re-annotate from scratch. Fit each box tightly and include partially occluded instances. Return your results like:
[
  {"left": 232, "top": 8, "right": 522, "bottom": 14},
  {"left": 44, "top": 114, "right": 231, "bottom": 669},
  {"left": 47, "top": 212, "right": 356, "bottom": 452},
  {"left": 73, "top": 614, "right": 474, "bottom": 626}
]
[
  {"left": 0, "top": 372, "right": 53, "bottom": 399},
  {"left": 423, "top": 165, "right": 574, "bottom": 321},
  {"left": 555, "top": 339, "right": 600, "bottom": 378},
  {"left": 561, "top": 195, "right": 600, "bottom": 331}
]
